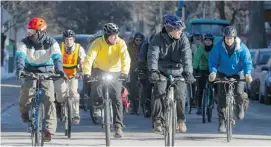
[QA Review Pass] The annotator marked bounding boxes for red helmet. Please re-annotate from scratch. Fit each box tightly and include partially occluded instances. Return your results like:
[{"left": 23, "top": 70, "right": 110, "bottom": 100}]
[{"left": 27, "top": 17, "right": 47, "bottom": 31}]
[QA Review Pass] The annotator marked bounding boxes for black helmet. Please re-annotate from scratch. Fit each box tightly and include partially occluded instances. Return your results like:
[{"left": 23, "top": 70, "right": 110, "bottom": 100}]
[
  {"left": 134, "top": 32, "right": 145, "bottom": 40},
  {"left": 223, "top": 26, "right": 237, "bottom": 37},
  {"left": 62, "top": 29, "right": 75, "bottom": 38},
  {"left": 103, "top": 23, "right": 119, "bottom": 35}
]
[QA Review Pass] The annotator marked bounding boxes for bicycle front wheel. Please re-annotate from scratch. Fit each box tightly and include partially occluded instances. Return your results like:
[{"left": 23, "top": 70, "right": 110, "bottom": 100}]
[
  {"left": 65, "top": 98, "right": 72, "bottom": 138},
  {"left": 202, "top": 89, "right": 207, "bottom": 124},
  {"left": 39, "top": 103, "right": 45, "bottom": 146},
  {"left": 226, "top": 99, "right": 233, "bottom": 142},
  {"left": 104, "top": 87, "right": 111, "bottom": 146}
]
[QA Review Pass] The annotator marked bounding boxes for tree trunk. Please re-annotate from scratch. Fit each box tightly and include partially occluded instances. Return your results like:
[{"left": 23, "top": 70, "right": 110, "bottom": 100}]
[
  {"left": 216, "top": 1, "right": 226, "bottom": 20},
  {"left": 247, "top": 1, "right": 267, "bottom": 48}
]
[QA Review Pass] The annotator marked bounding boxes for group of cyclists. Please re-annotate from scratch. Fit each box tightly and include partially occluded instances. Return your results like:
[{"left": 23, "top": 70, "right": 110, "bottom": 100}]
[{"left": 15, "top": 13, "right": 253, "bottom": 142}]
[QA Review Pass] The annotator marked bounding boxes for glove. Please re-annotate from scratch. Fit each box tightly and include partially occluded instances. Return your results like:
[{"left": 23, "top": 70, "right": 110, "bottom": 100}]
[
  {"left": 208, "top": 72, "right": 216, "bottom": 82},
  {"left": 149, "top": 70, "right": 160, "bottom": 82},
  {"left": 119, "top": 73, "right": 128, "bottom": 80},
  {"left": 55, "top": 69, "right": 65, "bottom": 77},
  {"left": 245, "top": 74, "right": 253, "bottom": 83},
  {"left": 84, "top": 74, "right": 91, "bottom": 81},
  {"left": 16, "top": 70, "right": 24, "bottom": 79},
  {"left": 183, "top": 72, "right": 196, "bottom": 84}
]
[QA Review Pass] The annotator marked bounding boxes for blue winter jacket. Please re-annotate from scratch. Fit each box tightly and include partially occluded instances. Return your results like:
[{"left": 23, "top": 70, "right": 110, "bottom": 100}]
[{"left": 208, "top": 37, "right": 252, "bottom": 76}]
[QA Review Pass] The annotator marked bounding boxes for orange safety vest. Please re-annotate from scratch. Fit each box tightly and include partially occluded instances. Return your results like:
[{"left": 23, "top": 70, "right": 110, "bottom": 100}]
[{"left": 61, "top": 42, "right": 80, "bottom": 78}]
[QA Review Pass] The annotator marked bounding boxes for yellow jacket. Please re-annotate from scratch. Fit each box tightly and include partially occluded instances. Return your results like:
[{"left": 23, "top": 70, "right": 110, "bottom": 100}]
[{"left": 83, "top": 36, "right": 131, "bottom": 75}]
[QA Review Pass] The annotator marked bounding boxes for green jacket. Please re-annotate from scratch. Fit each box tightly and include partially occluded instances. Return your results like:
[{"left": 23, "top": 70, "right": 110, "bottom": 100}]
[{"left": 192, "top": 45, "right": 210, "bottom": 70}]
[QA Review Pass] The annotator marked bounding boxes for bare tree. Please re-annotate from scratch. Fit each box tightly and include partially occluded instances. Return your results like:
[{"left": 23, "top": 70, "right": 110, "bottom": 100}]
[{"left": 247, "top": 1, "right": 267, "bottom": 48}]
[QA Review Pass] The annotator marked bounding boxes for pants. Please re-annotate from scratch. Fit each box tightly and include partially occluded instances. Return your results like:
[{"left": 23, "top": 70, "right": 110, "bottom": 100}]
[
  {"left": 19, "top": 79, "right": 56, "bottom": 133},
  {"left": 91, "top": 69, "right": 123, "bottom": 127},
  {"left": 216, "top": 72, "right": 246, "bottom": 121},
  {"left": 196, "top": 70, "right": 209, "bottom": 108},
  {"left": 129, "top": 70, "right": 139, "bottom": 113},
  {"left": 152, "top": 74, "right": 187, "bottom": 123},
  {"left": 140, "top": 78, "right": 153, "bottom": 112},
  {"left": 55, "top": 77, "right": 80, "bottom": 118}
]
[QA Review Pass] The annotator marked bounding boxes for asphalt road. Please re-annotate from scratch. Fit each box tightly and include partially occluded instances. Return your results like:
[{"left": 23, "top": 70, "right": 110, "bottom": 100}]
[{"left": 1, "top": 78, "right": 271, "bottom": 146}]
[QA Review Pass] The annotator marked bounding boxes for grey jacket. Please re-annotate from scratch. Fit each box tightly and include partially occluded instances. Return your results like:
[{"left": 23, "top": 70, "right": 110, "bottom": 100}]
[{"left": 147, "top": 28, "right": 193, "bottom": 77}]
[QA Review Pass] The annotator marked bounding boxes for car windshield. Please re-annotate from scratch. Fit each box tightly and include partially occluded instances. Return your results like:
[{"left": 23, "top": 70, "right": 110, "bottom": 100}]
[
  {"left": 258, "top": 51, "right": 271, "bottom": 65},
  {"left": 191, "top": 23, "right": 228, "bottom": 36},
  {"left": 54, "top": 36, "right": 94, "bottom": 52}
]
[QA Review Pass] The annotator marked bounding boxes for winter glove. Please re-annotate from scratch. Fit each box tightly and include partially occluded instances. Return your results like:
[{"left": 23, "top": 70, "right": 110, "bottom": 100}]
[
  {"left": 55, "top": 69, "right": 65, "bottom": 77},
  {"left": 208, "top": 72, "right": 216, "bottom": 82},
  {"left": 245, "top": 74, "right": 253, "bottom": 83},
  {"left": 149, "top": 70, "right": 160, "bottom": 82},
  {"left": 119, "top": 73, "right": 128, "bottom": 80},
  {"left": 16, "top": 70, "right": 24, "bottom": 79},
  {"left": 84, "top": 74, "right": 91, "bottom": 81},
  {"left": 183, "top": 72, "right": 196, "bottom": 84}
]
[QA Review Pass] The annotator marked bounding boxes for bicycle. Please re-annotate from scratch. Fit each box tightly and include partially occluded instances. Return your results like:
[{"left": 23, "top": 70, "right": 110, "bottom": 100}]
[
  {"left": 88, "top": 74, "right": 126, "bottom": 146},
  {"left": 213, "top": 77, "right": 246, "bottom": 142},
  {"left": 20, "top": 72, "right": 62, "bottom": 146},
  {"left": 202, "top": 81, "right": 215, "bottom": 123},
  {"left": 161, "top": 75, "right": 187, "bottom": 147}
]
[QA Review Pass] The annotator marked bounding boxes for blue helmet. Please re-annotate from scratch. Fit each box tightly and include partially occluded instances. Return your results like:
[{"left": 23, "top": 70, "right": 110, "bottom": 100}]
[
  {"left": 203, "top": 32, "right": 214, "bottom": 40},
  {"left": 163, "top": 14, "right": 186, "bottom": 29}
]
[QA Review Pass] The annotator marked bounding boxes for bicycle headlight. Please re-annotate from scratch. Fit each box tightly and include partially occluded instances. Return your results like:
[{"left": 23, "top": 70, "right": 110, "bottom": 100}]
[{"left": 103, "top": 74, "right": 113, "bottom": 81}]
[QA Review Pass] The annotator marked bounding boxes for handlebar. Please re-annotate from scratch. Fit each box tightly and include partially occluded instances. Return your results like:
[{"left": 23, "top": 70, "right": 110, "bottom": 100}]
[
  {"left": 213, "top": 77, "right": 246, "bottom": 84},
  {"left": 19, "top": 72, "right": 63, "bottom": 80}
]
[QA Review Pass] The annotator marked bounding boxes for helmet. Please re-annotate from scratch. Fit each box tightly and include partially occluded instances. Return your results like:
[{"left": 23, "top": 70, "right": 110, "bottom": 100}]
[
  {"left": 134, "top": 32, "right": 145, "bottom": 39},
  {"left": 62, "top": 29, "right": 75, "bottom": 38},
  {"left": 163, "top": 14, "right": 186, "bottom": 29},
  {"left": 223, "top": 26, "right": 237, "bottom": 37},
  {"left": 203, "top": 33, "right": 214, "bottom": 40},
  {"left": 27, "top": 17, "right": 47, "bottom": 31},
  {"left": 103, "top": 23, "right": 119, "bottom": 35}
]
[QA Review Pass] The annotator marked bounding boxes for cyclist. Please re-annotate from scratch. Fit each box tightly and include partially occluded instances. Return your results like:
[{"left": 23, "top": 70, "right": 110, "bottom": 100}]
[
  {"left": 15, "top": 17, "right": 64, "bottom": 141},
  {"left": 192, "top": 33, "right": 214, "bottom": 115},
  {"left": 82, "top": 23, "right": 131, "bottom": 138},
  {"left": 190, "top": 31, "right": 203, "bottom": 57},
  {"left": 55, "top": 29, "right": 86, "bottom": 124},
  {"left": 147, "top": 14, "right": 195, "bottom": 133},
  {"left": 208, "top": 26, "right": 252, "bottom": 133},
  {"left": 137, "top": 33, "right": 156, "bottom": 118},
  {"left": 127, "top": 32, "right": 145, "bottom": 115}
]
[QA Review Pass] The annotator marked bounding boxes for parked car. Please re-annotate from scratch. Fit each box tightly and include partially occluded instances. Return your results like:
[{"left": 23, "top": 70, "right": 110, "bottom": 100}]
[
  {"left": 259, "top": 58, "right": 271, "bottom": 104},
  {"left": 249, "top": 48, "right": 271, "bottom": 101}
]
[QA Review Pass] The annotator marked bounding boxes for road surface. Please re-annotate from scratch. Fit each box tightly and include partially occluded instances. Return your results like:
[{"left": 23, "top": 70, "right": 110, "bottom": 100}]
[{"left": 1, "top": 78, "right": 271, "bottom": 146}]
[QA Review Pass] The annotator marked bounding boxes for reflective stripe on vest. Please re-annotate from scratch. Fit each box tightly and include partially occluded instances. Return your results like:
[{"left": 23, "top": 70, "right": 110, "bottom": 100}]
[{"left": 61, "top": 42, "right": 80, "bottom": 78}]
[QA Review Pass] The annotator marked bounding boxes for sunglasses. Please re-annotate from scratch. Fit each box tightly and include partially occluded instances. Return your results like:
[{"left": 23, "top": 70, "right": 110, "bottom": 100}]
[{"left": 27, "top": 28, "right": 37, "bottom": 36}]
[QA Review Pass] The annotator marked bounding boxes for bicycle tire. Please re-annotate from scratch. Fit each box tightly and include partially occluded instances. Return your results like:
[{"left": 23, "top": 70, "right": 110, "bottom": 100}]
[
  {"left": 207, "top": 87, "right": 214, "bottom": 123},
  {"left": 172, "top": 102, "right": 177, "bottom": 146},
  {"left": 165, "top": 87, "right": 174, "bottom": 146},
  {"left": 67, "top": 98, "right": 72, "bottom": 138},
  {"left": 202, "top": 89, "right": 207, "bottom": 124},
  {"left": 39, "top": 103, "right": 45, "bottom": 146},
  {"left": 226, "top": 97, "right": 233, "bottom": 143},
  {"left": 104, "top": 87, "right": 111, "bottom": 146},
  {"left": 30, "top": 104, "right": 36, "bottom": 146}
]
